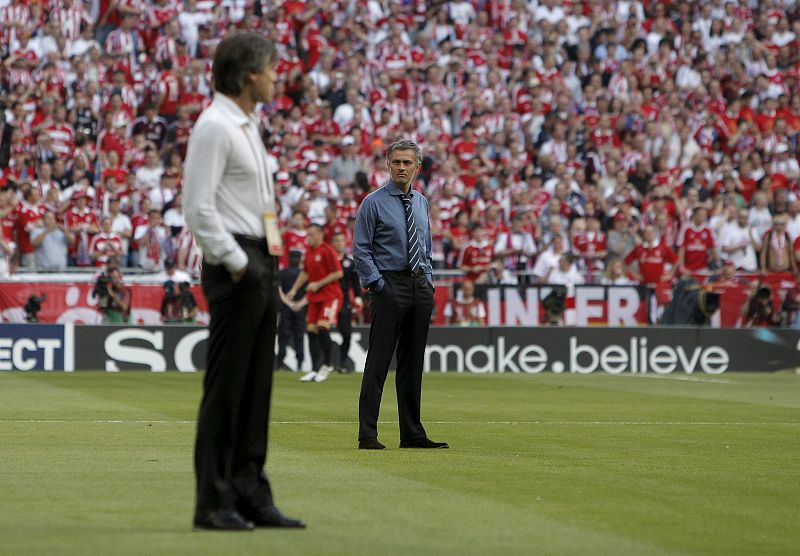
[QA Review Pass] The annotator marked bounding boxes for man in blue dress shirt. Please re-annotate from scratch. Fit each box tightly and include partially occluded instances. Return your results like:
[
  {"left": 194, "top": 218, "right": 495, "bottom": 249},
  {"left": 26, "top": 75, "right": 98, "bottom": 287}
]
[{"left": 353, "top": 139, "right": 449, "bottom": 450}]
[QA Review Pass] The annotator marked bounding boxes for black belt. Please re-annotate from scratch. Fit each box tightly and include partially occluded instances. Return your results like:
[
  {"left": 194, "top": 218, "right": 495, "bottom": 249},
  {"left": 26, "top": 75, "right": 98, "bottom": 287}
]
[
  {"left": 383, "top": 268, "right": 425, "bottom": 277},
  {"left": 233, "top": 234, "right": 270, "bottom": 253}
]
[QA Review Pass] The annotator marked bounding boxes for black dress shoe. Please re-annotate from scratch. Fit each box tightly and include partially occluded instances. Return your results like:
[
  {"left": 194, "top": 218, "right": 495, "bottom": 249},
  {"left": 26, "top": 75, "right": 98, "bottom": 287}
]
[
  {"left": 193, "top": 510, "right": 255, "bottom": 531},
  {"left": 399, "top": 437, "right": 449, "bottom": 449},
  {"left": 358, "top": 438, "right": 386, "bottom": 450},
  {"left": 242, "top": 506, "right": 306, "bottom": 528}
]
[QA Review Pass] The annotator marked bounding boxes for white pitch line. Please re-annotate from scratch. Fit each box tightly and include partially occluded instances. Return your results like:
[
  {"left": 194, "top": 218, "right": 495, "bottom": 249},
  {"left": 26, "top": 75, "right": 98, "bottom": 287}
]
[
  {"left": 621, "top": 375, "right": 738, "bottom": 384},
  {"left": 0, "top": 419, "right": 196, "bottom": 424},
  {"left": 1, "top": 419, "right": 798, "bottom": 426}
]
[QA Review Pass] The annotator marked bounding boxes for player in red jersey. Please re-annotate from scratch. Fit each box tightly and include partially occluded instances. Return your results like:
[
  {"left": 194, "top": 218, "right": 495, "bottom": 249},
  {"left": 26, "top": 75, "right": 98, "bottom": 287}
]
[
  {"left": 285, "top": 224, "right": 343, "bottom": 383},
  {"left": 624, "top": 225, "right": 678, "bottom": 285},
  {"left": 677, "top": 206, "right": 719, "bottom": 273},
  {"left": 458, "top": 224, "right": 495, "bottom": 283},
  {"left": 281, "top": 210, "right": 309, "bottom": 268}
]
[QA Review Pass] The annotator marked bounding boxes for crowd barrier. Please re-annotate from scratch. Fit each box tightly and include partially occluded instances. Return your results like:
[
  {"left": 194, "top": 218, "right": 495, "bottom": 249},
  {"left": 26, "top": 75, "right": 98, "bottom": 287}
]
[
  {"left": 1, "top": 275, "right": 797, "bottom": 327},
  {"left": 1, "top": 324, "right": 799, "bottom": 373}
]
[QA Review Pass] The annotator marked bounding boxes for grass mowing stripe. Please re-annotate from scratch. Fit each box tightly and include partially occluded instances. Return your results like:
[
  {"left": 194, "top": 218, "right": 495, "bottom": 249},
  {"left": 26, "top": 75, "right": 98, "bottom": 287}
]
[
  {"left": 1, "top": 372, "right": 798, "bottom": 555},
  {"left": 545, "top": 372, "right": 800, "bottom": 410},
  {"left": 2, "top": 419, "right": 800, "bottom": 426}
]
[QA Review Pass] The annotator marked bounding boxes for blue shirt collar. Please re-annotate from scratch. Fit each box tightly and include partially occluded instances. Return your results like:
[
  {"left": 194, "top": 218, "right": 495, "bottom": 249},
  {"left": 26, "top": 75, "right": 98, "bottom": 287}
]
[{"left": 386, "top": 181, "right": 414, "bottom": 197}]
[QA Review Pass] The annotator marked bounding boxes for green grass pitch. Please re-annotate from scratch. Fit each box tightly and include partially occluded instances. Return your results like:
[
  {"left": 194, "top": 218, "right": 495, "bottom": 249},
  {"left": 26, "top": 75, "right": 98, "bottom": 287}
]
[{"left": 1, "top": 371, "right": 798, "bottom": 555}]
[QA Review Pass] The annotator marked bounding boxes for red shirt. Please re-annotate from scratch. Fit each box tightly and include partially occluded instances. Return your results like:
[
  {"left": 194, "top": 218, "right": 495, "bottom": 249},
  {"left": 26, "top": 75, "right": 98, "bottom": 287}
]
[
  {"left": 89, "top": 233, "right": 122, "bottom": 266},
  {"left": 281, "top": 229, "right": 308, "bottom": 268},
  {"left": 167, "top": 120, "right": 193, "bottom": 157},
  {"left": 753, "top": 109, "right": 778, "bottom": 133},
  {"left": 437, "top": 196, "right": 466, "bottom": 227},
  {"left": 1, "top": 210, "right": 15, "bottom": 243},
  {"left": 157, "top": 71, "right": 182, "bottom": 116},
  {"left": 323, "top": 221, "right": 348, "bottom": 245},
  {"left": 573, "top": 230, "right": 608, "bottom": 272},
  {"left": 65, "top": 208, "right": 99, "bottom": 257},
  {"left": 334, "top": 200, "right": 359, "bottom": 223},
  {"left": 677, "top": 225, "right": 715, "bottom": 271},
  {"left": 591, "top": 128, "right": 620, "bottom": 149},
  {"left": 15, "top": 202, "right": 47, "bottom": 255},
  {"left": 459, "top": 241, "right": 494, "bottom": 282},
  {"left": 452, "top": 139, "right": 477, "bottom": 170},
  {"left": 98, "top": 130, "right": 126, "bottom": 162},
  {"left": 303, "top": 242, "right": 343, "bottom": 303},
  {"left": 178, "top": 91, "right": 209, "bottom": 121},
  {"left": 447, "top": 297, "right": 487, "bottom": 325},
  {"left": 130, "top": 212, "right": 148, "bottom": 250},
  {"left": 783, "top": 108, "right": 800, "bottom": 134},
  {"left": 529, "top": 190, "right": 551, "bottom": 217},
  {"left": 483, "top": 220, "right": 508, "bottom": 245},
  {"left": 625, "top": 242, "right": 677, "bottom": 285},
  {"left": 45, "top": 123, "right": 75, "bottom": 157}
]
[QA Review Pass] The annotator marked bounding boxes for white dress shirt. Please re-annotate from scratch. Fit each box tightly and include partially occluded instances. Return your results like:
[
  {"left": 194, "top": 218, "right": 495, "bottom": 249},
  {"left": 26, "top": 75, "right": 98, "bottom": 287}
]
[
  {"left": 532, "top": 247, "right": 563, "bottom": 281},
  {"left": 718, "top": 222, "right": 759, "bottom": 271},
  {"left": 184, "top": 93, "right": 275, "bottom": 273},
  {"left": 546, "top": 264, "right": 585, "bottom": 297},
  {"left": 135, "top": 165, "right": 164, "bottom": 192}
]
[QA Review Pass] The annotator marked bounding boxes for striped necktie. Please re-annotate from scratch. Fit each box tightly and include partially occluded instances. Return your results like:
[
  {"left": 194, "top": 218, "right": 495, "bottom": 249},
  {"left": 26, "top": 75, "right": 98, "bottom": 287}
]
[{"left": 401, "top": 194, "right": 422, "bottom": 272}]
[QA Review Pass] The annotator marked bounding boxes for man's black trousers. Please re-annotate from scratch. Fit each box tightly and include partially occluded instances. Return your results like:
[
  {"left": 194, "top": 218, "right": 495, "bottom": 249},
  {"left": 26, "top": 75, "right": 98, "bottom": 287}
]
[
  {"left": 195, "top": 238, "right": 278, "bottom": 515},
  {"left": 337, "top": 303, "right": 352, "bottom": 369},
  {"left": 277, "top": 306, "right": 306, "bottom": 368},
  {"left": 358, "top": 270, "right": 433, "bottom": 442}
]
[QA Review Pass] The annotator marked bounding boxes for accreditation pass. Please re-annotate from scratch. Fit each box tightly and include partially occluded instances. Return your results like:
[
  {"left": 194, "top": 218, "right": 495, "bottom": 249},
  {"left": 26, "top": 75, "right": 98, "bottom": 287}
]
[{"left": 263, "top": 210, "right": 284, "bottom": 256}]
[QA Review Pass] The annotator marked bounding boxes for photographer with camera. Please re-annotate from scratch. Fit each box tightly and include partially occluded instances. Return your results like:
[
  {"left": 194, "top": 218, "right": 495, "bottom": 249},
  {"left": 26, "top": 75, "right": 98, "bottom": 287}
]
[
  {"left": 741, "top": 282, "right": 781, "bottom": 327},
  {"left": 160, "top": 280, "right": 182, "bottom": 323},
  {"left": 160, "top": 279, "right": 197, "bottom": 323},
  {"left": 178, "top": 282, "right": 198, "bottom": 323},
  {"left": 24, "top": 293, "right": 46, "bottom": 322},
  {"left": 94, "top": 266, "right": 131, "bottom": 323}
]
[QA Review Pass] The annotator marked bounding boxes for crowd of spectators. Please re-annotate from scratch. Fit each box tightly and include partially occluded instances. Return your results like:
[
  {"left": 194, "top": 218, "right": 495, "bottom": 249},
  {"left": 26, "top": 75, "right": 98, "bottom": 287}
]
[{"left": 1, "top": 0, "right": 800, "bottom": 316}]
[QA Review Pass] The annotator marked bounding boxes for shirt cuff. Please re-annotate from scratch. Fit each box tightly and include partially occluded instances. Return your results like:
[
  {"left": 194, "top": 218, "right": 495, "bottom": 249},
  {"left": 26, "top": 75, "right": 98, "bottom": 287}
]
[
  {"left": 370, "top": 277, "right": 385, "bottom": 292},
  {"left": 223, "top": 247, "right": 248, "bottom": 275}
]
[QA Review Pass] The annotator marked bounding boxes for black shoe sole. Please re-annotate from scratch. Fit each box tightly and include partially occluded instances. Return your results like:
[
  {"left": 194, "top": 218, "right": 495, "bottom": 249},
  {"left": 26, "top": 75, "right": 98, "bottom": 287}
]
[
  {"left": 358, "top": 440, "right": 386, "bottom": 450},
  {"left": 252, "top": 521, "right": 307, "bottom": 529},
  {"left": 192, "top": 522, "right": 255, "bottom": 531}
]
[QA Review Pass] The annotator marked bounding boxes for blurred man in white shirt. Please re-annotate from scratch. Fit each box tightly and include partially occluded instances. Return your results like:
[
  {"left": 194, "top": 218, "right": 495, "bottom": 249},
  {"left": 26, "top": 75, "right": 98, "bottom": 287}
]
[{"left": 184, "top": 31, "right": 304, "bottom": 532}]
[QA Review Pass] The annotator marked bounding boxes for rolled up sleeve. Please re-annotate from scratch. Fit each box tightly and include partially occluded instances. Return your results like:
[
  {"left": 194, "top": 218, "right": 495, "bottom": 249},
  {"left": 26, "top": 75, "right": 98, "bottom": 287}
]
[
  {"left": 184, "top": 120, "right": 248, "bottom": 274},
  {"left": 353, "top": 197, "right": 383, "bottom": 290}
]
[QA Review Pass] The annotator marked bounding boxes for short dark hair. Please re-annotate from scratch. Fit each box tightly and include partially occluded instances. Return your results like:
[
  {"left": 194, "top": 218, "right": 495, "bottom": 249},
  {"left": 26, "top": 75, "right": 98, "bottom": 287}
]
[
  {"left": 386, "top": 139, "right": 422, "bottom": 166},
  {"left": 213, "top": 31, "right": 277, "bottom": 96}
]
